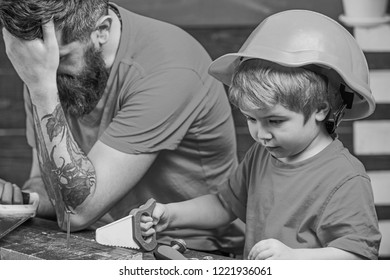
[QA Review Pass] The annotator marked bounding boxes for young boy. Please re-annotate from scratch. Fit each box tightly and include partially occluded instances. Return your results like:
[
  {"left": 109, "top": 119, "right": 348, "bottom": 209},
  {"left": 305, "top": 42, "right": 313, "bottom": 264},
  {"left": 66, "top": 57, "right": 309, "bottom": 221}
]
[{"left": 140, "top": 10, "right": 381, "bottom": 259}]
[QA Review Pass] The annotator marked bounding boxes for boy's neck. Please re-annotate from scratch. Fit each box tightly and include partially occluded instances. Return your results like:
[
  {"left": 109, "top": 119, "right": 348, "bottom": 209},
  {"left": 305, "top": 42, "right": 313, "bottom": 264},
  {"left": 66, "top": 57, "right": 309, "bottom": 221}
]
[{"left": 279, "top": 130, "right": 333, "bottom": 164}]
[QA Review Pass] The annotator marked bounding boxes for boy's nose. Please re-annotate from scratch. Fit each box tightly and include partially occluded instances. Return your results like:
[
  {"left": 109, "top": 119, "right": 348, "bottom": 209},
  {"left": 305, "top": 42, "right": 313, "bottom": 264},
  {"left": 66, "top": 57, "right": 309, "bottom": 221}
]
[
  {"left": 258, "top": 133, "right": 272, "bottom": 144},
  {"left": 255, "top": 124, "right": 272, "bottom": 143}
]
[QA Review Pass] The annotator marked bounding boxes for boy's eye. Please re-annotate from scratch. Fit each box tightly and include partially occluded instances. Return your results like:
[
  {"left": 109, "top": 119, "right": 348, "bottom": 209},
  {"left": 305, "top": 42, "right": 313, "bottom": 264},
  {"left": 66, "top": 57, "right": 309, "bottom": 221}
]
[
  {"left": 269, "top": 119, "right": 283, "bottom": 125},
  {"left": 245, "top": 116, "right": 256, "bottom": 122}
]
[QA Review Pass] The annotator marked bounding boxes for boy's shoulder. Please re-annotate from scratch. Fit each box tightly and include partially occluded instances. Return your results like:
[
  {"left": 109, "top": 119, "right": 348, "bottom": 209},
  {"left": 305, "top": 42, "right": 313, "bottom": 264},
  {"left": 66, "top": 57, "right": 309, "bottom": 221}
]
[
  {"left": 243, "top": 139, "right": 368, "bottom": 180},
  {"left": 314, "top": 139, "right": 369, "bottom": 180}
]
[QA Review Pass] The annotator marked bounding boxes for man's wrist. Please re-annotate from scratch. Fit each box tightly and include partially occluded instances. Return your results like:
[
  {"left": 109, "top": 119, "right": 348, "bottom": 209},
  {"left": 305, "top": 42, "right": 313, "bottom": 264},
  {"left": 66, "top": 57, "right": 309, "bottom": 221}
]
[{"left": 28, "top": 84, "right": 59, "bottom": 106}]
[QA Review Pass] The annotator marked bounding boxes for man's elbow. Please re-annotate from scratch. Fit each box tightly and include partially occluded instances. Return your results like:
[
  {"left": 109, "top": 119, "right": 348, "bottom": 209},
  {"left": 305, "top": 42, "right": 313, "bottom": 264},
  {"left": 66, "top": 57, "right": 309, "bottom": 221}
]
[{"left": 57, "top": 213, "right": 94, "bottom": 232}]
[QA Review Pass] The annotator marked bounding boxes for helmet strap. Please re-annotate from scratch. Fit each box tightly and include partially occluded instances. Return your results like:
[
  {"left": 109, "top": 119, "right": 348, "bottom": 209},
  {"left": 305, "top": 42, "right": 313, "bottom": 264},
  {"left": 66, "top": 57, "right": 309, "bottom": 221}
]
[{"left": 325, "top": 84, "right": 354, "bottom": 135}]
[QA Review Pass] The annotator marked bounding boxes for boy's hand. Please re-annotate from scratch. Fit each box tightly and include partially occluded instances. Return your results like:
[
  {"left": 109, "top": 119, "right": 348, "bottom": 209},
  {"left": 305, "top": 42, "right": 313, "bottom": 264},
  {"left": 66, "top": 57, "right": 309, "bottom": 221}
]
[
  {"left": 248, "top": 238, "right": 295, "bottom": 260},
  {"left": 2, "top": 20, "right": 59, "bottom": 96},
  {"left": 140, "top": 202, "right": 170, "bottom": 237},
  {"left": 0, "top": 178, "right": 23, "bottom": 204}
]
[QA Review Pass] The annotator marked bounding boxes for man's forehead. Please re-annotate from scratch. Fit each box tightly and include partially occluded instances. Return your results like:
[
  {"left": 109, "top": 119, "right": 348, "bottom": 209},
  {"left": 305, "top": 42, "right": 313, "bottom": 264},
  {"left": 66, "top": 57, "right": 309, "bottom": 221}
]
[{"left": 54, "top": 28, "right": 84, "bottom": 53}]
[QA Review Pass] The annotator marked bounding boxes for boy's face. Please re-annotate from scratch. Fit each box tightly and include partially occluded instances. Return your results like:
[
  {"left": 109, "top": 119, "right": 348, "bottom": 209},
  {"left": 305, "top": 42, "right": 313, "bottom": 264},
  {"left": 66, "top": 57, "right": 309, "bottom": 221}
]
[{"left": 241, "top": 104, "right": 329, "bottom": 163}]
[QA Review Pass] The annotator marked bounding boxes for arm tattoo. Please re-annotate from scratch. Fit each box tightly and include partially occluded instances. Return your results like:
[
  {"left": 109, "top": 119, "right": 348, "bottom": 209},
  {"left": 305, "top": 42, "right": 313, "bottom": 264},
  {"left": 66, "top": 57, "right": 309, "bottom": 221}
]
[{"left": 33, "top": 103, "right": 96, "bottom": 224}]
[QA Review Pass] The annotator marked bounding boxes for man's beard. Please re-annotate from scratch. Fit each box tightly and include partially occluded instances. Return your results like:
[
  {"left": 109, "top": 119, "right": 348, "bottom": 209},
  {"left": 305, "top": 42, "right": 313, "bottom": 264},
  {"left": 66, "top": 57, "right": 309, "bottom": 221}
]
[{"left": 57, "top": 45, "right": 109, "bottom": 117}]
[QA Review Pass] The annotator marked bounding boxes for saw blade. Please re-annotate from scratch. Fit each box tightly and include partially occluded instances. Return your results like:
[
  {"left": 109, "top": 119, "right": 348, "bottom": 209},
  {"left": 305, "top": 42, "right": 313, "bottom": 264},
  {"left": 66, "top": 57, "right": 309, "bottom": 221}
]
[
  {"left": 0, "top": 215, "right": 32, "bottom": 239},
  {"left": 0, "top": 192, "right": 39, "bottom": 240},
  {"left": 95, "top": 215, "right": 140, "bottom": 249},
  {"left": 95, "top": 198, "right": 157, "bottom": 251}
]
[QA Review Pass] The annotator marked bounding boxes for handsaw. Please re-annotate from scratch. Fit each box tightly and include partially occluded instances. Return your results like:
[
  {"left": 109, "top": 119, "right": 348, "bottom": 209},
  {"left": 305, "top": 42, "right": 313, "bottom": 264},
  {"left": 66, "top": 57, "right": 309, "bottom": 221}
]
[
  {"left": 95, "top": 198, "right": 157, "bottom": 251},
  {"left": 0, "top": 192, "right": 40, "bottom": 239}
]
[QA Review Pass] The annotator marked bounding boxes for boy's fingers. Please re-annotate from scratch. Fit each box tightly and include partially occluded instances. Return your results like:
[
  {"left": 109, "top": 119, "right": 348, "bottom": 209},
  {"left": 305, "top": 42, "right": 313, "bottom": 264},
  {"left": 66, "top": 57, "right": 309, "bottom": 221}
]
[
  {"left": 140, "top": 221, "right": 154, "bottom": 230},
  {"left": 256, "top": 249, "right": 273, "bottom": 260},
  {"left": 140, "top": 215, "right": 153, "bottom": 223},
  {"left": 141, "top": 227, "right": 156, "bottom": 237}
]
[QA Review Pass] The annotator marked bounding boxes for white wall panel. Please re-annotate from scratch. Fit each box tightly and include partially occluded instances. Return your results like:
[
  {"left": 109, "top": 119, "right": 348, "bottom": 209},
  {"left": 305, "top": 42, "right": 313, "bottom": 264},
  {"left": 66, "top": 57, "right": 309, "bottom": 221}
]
[
  {"left": 379, "top": 220, "right": 390, "bottom": 257},
  {"left": 353, "top": 121, "right": 390, "bottom": 155},
  {"left": 368, "top": 171, "right": 390, "bottom": 205},
  {"left": 370, "top": 70, "right": 390, "bottom": 104}
]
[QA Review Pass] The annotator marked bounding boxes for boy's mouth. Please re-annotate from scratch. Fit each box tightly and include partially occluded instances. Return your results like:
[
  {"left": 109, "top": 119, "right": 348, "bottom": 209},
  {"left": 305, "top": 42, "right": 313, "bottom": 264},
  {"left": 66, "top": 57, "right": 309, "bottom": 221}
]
[{"left": 265, "top": 146, "right": 278, "bottom": 151}]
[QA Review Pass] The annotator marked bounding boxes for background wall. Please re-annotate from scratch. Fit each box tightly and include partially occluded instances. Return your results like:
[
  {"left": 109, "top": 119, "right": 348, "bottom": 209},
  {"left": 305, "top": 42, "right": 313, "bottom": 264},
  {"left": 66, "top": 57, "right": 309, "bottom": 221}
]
[{"left": 0, "top": 0, "right": 389, "bottom": 258}]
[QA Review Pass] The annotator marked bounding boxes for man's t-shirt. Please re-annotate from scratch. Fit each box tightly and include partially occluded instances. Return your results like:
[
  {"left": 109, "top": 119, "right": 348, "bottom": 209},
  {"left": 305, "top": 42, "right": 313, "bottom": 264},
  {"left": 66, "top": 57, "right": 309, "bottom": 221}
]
[{"left": 24, "top": 4, "right": 244, "bottom": 253}]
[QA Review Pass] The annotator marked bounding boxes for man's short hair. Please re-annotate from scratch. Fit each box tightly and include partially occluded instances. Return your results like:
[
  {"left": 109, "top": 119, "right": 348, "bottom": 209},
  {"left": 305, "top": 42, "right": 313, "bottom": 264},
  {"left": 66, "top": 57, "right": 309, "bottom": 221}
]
[
  {"left": 229, "top": 59, "right": 342, "bottom": 123},
  {"left": 0, "top": 0, "right": 109, "bottom": 44}
]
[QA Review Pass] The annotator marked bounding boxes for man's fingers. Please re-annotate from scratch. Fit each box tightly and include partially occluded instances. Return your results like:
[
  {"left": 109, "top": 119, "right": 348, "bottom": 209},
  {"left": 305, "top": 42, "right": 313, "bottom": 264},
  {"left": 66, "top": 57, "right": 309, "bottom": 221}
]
[
  {"left": 41, "top": 19, "right": 57, "bottom": 45},
  {"left": 2, "top": 27, "right": 16, "bottom": 53},
  {"left": 0, "top": 182, "right": 13, "bottom": 204},
  {"left": 0, "top": 182, "right": 23, "bottom": 204},
  {"left": 12, "top": 184, "right": 23, "bottom": 204},
  {"left": 2, "top": 27, "right": 11, "bottom": 40}
]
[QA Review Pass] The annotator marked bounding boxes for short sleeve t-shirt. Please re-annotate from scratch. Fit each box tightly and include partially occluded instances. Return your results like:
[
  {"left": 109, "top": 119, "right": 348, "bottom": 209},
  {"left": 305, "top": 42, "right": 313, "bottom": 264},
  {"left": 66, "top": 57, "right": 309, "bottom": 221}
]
[
  {"left": 218, "top": 139, "right": 381, "bottom": 259},
  {"left": 23, "top": 4, "right": 244, "bottom": 253}
]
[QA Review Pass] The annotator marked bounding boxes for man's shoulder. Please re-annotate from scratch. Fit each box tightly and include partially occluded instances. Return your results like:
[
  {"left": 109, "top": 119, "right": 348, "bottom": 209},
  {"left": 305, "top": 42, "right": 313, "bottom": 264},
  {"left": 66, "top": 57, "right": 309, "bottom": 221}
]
[{"left": 119, "top": 7, "right": 211, "bottom": 74}]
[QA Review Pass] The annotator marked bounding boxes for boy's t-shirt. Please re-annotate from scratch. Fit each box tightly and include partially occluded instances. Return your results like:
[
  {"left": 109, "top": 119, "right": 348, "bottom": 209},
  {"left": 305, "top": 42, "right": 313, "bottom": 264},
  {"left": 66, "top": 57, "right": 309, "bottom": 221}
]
[
  {"left": 23, "top": 5, "right": 244, "bottom": 253},
  {"left": 219, "top": 139, "right": 381, "bottom": 259}
]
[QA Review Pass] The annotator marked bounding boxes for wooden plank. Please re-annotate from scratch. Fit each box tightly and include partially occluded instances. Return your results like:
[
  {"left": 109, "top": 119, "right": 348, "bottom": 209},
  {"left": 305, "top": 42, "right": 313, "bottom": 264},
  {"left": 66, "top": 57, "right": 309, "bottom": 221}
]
[
  {"left": 236, "top": 131, "right": 254, "bottom": 162},
  {"left": 0, "top": 218, "right": 142, "bottom": 260},
  {"left": 186, "top": 27, "right": 253, "bottom": 59},
  {"left": 0, "top": 73, "right": 25, "bottom": 129},
  {"left": 0, "top": 217, "right": 232, "bottom": 260},
  {"left": 365, "top": 52, "right": 390, "bottom": 70},
  {"left": 376, "top": 206, "right": 390, "bottom": 220},
  {"left": 356, "top": 155, "right": 390, "bottom": 171},
  {"left": 0, "top": 135, "right": 32, "bottom": 186},
  {"left": 365, "top": 104, "right": 390, "bottom": 120},
  {"left": 0, "top": 38, "right": 15, "bottom": 69},
  {"left": 112, "top": 0, "right": 345, "bottom": 27}
]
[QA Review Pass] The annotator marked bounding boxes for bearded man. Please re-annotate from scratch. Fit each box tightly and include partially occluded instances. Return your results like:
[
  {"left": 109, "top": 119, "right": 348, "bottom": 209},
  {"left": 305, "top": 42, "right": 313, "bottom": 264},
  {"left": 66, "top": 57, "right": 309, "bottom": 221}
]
[{"left": 0, "top": 0, "right": 244, "bottom": 255}]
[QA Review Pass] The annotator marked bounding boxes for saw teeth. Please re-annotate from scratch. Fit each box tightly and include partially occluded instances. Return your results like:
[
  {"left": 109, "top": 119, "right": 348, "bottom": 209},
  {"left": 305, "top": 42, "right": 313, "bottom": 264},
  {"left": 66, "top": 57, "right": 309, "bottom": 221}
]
[
  {"left": 95, "top": 198, "right": 157, "bottom": 251},
  {"left": 95, "top": 215, "right": 141, "bottom": 250}
]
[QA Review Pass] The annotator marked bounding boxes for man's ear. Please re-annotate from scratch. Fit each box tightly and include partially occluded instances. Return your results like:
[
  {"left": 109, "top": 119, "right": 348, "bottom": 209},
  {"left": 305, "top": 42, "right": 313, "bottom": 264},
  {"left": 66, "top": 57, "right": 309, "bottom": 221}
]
[
  {"left": 91, "top": 15, "right": 112, "bottom": 47},
  {"left": 315, "top": 101, "right": 331, "bottom": 122}
]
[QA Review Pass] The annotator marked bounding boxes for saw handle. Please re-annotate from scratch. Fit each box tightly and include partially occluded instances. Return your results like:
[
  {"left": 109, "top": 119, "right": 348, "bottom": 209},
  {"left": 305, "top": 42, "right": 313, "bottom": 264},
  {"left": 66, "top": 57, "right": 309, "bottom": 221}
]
[
  {"left": 129, "top": 198, "right": 157, "bottom": 251},
  {"left": 0, "top": 192, "right": 39, "bottom": 217}
]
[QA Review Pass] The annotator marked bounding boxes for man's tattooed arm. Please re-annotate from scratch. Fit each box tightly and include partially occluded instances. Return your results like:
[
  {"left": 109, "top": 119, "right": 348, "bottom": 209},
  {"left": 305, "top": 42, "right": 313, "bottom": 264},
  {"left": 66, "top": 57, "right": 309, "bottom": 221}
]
[{"left": 32, "top": 102, "right": 96, "bottom": 228}]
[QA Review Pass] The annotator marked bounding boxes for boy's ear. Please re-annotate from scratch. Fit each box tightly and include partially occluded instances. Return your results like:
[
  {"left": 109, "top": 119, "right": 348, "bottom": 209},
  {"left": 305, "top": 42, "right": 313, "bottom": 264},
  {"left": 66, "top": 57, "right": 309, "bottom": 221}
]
[
  {"left": 315, "top": 102, "right": 331, "bottom": 122},
  {"left": 91, "top": 15, "right": 112, "bottom": 47}
]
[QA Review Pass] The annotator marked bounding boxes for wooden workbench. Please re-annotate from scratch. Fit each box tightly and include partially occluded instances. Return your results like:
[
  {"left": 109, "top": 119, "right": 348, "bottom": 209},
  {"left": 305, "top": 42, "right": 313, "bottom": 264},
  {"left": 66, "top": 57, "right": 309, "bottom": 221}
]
[{"left": 0, "top": 218, "right": 232, "bottom": 260}]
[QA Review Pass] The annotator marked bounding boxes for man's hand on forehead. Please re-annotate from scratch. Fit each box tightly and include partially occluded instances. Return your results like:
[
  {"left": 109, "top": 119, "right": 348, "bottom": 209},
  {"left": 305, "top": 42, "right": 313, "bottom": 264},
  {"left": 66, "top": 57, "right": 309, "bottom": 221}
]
[{"left": 2, "top": 20, "right": 59, "bottom": 97}]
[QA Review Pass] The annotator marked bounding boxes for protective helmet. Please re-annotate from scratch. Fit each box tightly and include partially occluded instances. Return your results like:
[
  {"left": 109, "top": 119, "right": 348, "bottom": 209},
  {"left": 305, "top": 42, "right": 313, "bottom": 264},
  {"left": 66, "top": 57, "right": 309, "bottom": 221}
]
[{"left": 209, "top": 10, "right": 375, "bottom": 120}]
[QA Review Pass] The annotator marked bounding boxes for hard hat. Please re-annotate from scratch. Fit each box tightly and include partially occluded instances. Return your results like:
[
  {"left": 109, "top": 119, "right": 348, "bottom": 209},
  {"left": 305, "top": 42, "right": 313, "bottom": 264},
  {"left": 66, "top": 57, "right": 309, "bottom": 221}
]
[{"left": 209, "top": 10, "right": 375, "bottom": 120}]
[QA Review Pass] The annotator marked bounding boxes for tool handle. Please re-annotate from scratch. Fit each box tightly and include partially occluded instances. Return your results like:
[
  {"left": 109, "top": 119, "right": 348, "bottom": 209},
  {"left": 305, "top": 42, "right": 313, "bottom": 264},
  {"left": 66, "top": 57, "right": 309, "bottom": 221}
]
[
  {"left": 154, "top": 245, "right": 188, "bottom": 260},
  {"left": 129, "top": 198, "right": 157, "bottom": 251},
  {"left": 0, "top": 192, "right": 39, "bottom": 217}
]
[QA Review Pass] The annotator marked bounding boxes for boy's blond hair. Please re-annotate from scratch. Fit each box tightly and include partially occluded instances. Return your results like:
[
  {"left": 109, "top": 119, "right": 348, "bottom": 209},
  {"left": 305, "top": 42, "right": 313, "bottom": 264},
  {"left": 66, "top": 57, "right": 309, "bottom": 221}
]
[{"left": 229, "top": 59, "right": 343, "bottom": 124}]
